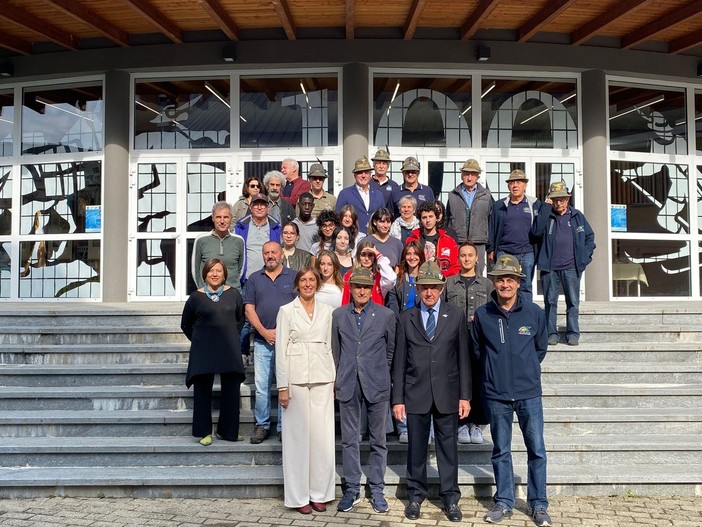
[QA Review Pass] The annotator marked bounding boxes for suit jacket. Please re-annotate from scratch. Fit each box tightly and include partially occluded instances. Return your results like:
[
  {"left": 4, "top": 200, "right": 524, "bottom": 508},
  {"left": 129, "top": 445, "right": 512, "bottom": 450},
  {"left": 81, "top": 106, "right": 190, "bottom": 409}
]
[
  {"left": 392, "top": 302, "right": 471, "bottom": 414},
  {"left": 335, "top": 185, "right": 386, "bottom": 234},
  {"left": 275, "top": 297, "right": 335, "bottom": 389},
  {"left": 331, "top": 302, "right": 396, "bottom": 404}
]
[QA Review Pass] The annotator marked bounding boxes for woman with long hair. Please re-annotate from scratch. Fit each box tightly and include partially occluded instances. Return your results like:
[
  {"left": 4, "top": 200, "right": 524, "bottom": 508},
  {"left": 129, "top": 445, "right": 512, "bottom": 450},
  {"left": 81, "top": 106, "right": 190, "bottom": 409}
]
[
  {"left": 365, "top": 207, "right": 404, "bottom": 268},
  {"left": 281, "top": 221, "right": 312, "bottom": 271},
  {"left": 385, "top": 241, "right": 426, "bottom": 315},
  {"left": 340, "top": 239, "right": 396, "bottom": 305},
  {"left": 338, "top": 204, "right": 366, "bottom": 244},
  {"left": 232, "top": 176, "right": 263, "bottom": 221},
  {"left": 331, "top": 225, "right": 355, "bottom": 275},
  {"left": 315, "top": 250, "right": 344, "bottom": 308}
]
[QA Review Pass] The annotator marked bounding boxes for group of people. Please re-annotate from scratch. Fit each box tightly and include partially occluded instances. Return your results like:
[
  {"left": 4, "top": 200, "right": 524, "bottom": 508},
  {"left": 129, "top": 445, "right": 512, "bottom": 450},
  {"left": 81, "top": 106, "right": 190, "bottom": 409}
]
[{"left": 179, "top": 152, "right": 597, "bottom": 527}]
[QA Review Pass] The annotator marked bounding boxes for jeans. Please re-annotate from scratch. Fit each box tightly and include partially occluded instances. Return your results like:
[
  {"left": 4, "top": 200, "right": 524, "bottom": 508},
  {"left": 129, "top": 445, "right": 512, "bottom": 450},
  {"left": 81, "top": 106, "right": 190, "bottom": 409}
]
[
  {"left": 484, "top": 397, "right": 548, "bottom": 511},
  {"left": 497, "top": 250, "right": 535, "bottom": 302},
  {"left": 541, "top": 269, "right": 580, "bottom": 339},
  {"left": 253, "top": 339, "right": 282, "bottom": 432}
]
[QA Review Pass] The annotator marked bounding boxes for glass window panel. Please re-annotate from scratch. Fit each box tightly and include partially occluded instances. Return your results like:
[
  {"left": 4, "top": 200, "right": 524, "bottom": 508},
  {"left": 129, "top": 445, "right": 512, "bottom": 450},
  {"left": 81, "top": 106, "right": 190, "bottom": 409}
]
[
  {"left": 20, "top": 161, "right": 102, "bottom": 235},
  {"left": 612, "top": 239, "right": 690, "bottom": 297},
  {"left": 610, "top": 161, "right": 689, "bottom": 234},
  {"left": 136, "top": 238, "right": 176, "bottom": 297},
  {"left": 534, "top": 163, "right": 576, "bottom": 203},
  {"left": 22, "top": 84, "right": 103, "bottom": 154},
  {"left": 186, "top": 161, "right": 226, "bottom": 232},
  {"left": 240, "top": 76, "right": 338, "bottom": 148},
  {"left": 609, "top": 84, "right": 686, "bottom": 154},
  {"left": 18, "top": 239, "right": 100, "bottom": 298},
  {"left": 137, "top": 163, "right": 177, "bottom": 232},
  {"left": 0, "top": 165, "right": 10, "bottom": 235},
  {"left": 134, "top": 79, "right": 230, "bottom": 150},
  {"left": 484, "top": 161, "right": 527, "bottom": 201},
  {"left": 242, "top": 159, "right": 338, "bottom": 194},
  {"left": 696, "top": 91, "right": 702, "bottom": 156},
  {"left": 0, "top": 91, "right": 13, "bottom": 157},
  {"left": 0, "top": 241, "right": 9, "bottom": 298},
  {"left": 481, "top": 79, "right": 577, "bottom": 149},
  {"left": 372, "top": 76, "right": 472, "bottom": 148}
]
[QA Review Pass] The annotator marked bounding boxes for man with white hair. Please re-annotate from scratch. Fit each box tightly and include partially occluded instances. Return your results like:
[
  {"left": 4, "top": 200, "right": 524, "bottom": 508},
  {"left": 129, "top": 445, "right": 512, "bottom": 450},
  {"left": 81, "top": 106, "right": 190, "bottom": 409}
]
[
  {"left": 281, "top": 158, "right": 311, "bottom": 207},
  {"left": 263, "top": 170, "right": 295, "bottom": 224}
]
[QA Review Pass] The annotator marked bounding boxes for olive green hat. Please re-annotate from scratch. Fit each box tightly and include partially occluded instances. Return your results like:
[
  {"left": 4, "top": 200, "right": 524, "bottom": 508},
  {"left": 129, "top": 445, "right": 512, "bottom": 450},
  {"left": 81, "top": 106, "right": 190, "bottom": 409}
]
[
  {"left": 371, "top": 149, "right": 391, "bottom": 162},
  {"left": 547, "top": 181, "right": 571, "bottom": 199},
  {"left": 506, "top": 169, "right": 528, "bottom": 182},
  {"left": 415, "top": 261, "right": 446, "bottom": 285},
  {"left": 348, "top": 267, "right": 374, "bottom": 286},
  {"left": 308, "top": 163, "right": 328, "bottom": 178},
  {"left": 488, "top": 254, "right": 526, "bottom": 278},
  {"left": 401, "top": 156, "right": 420, "bottom": 172},
  {"left": 353, "top": 156, "right": 372, "bottom": 173},
  {"left": 461, "top": 159, "right": 482, "bottom": 174}
]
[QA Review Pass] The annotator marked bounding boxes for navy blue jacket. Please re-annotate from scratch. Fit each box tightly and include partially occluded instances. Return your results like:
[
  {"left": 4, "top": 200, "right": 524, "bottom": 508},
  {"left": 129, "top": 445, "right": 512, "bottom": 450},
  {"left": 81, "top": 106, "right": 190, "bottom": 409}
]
[
  {"left": 233, "top": 214, "right": 281, "bottom": 282},
  {"left": 531, "top": 204, "right": 595, "bottom": 276},
  {"left": 488, "top": 195, "right": 541, "bottom": 254},
  {"left": 470, "top": 291, "right": 547, "bottom": 402}
]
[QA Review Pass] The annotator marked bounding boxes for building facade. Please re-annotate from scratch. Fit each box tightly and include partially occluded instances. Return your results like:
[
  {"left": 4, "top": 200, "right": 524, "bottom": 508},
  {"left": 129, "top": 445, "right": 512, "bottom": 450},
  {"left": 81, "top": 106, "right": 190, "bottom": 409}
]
[{"left": 0, "top": 40, "right": 700, "bottom": 302}]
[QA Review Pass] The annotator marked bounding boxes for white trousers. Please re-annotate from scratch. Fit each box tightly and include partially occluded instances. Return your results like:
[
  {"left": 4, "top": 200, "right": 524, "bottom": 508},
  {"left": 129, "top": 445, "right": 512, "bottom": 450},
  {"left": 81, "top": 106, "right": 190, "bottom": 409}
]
[{"left": 282, "top": 382, "right": 336, "bottom": 508}]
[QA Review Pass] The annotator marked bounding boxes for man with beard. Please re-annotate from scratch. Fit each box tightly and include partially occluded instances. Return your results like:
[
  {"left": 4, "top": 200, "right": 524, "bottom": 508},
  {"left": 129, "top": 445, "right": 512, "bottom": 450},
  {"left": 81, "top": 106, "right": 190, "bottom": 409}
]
[
  {"left": 244, "top": 241, "right": 297, "bottom": 444},
  {"left": 264, "top": 170, "right": 295, "bottom": 224}
]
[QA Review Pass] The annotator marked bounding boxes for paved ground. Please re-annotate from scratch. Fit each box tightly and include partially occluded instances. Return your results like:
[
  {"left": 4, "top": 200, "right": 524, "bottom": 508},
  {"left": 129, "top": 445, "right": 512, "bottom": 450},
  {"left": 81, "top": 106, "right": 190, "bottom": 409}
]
[{"left": 0, "top": 495, "right": 700, "bottom": 527}]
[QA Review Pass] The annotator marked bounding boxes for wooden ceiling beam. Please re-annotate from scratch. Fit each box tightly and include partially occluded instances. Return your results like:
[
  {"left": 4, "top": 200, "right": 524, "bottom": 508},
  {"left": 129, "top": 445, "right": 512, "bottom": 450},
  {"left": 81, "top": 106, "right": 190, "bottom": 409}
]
[
  {"left": 622, "top": 0, "right": 702, "bottom": 49},
  {"left": 0, "top": 3, "right": 79, "bottom": 50},
  {"left": 121, "top": 0, "right": 183, "bottom": 43},
  {"left": 571, "top": 0, "right": 651, "bottom": 45},
  {"left": 46, "top": 0, "right": 131, "bottom": 46},
  {"left": 404, "top": 0, "right": 428, "bottom": 40},
  {"left": 669, "top": 28, "right": 702, "bottom": 54},
  {"left": 0, "top": 33, "right": 33, "bottom": 55},
  {"left": 271, "top": 0, "right": 297, "bottom": 40},
  {"left": 518, "top": 0, "right": 579, "bottom": 42},
  {"left": 460, "top": 0, "right": 501, "bottom": 41},
  {"left": 346, "top": 0, "right": 355, "bottom": 40},
  {"left": 196, "top": 0, "right": 240, "bottom": 41}
]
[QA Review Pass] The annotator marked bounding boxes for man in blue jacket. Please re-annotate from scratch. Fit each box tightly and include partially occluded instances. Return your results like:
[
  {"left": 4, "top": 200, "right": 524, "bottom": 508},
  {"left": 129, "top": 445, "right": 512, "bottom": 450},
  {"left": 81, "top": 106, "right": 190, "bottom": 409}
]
[
  {"left": 335, "top": 156, "right": 386, "bottom": 234},
  {"left": 471, "top": 255, "right": 550, "bottom": 526},
  {"left": 531, "top": 182, "right": 595, "bottom": 346}
]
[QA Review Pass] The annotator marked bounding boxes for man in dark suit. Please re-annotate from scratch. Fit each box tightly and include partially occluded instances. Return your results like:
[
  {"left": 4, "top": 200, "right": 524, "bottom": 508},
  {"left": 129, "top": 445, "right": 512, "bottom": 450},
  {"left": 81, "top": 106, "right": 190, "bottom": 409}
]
[
  {"left": 335, "top": 156, "right": 387, "bottom": 234},
  {"left": 332, "top": 267, "right": 397, "bottom": 514},
  {"left": 392, "top": 261, "right": 471, "bottom": 522}
]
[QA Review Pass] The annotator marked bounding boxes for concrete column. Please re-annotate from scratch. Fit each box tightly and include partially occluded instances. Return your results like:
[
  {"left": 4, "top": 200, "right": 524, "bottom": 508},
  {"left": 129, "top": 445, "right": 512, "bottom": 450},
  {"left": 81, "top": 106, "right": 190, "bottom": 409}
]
[
  {"left": 102, "top": 70, "right": 131, "bottom": 302},
  {"left": 581, "top": 70, "right": 609, "bottom": 301},
  {"left": 342, "top": 63, "right": 370, "bottom": 187}
]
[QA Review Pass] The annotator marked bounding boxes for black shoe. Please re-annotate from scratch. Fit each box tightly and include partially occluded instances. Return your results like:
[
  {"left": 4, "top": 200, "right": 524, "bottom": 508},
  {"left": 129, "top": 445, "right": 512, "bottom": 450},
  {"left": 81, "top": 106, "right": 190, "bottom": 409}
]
[
  {"left": 445, "top": 503, "right": 462, "bottom": 522},
  {"left": 405, "top": 501, "right": 421, "bottom": 520},
  {"left": 249, "top": 425, "right": 269, "bottom": 444}
]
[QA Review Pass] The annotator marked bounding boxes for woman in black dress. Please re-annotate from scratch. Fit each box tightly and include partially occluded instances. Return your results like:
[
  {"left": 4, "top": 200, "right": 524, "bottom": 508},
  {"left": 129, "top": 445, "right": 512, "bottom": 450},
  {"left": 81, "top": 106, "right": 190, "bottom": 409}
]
[{"left": 181, "top": 257, "right": 245, "bottom": 446}]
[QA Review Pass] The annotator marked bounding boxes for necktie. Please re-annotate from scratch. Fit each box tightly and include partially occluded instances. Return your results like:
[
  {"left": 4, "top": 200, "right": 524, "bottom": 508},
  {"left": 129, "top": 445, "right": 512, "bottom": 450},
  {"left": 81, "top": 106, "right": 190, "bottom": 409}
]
[{"left": 426, "top": 308, "right": 436, "bottom": 339}]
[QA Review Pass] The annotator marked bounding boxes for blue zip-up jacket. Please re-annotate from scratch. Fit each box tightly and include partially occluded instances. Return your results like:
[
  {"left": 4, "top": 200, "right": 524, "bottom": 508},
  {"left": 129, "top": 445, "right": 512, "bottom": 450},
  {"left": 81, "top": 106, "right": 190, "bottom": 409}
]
[
  {"left": 487, "top": 195, "right": 541, "bottom": 254},
  {"left": 531, "top": 203, "right": 595, "bottom": 276},
  {"left": 233, "top": 214, "right": 281, "bottom": 283},
  {"left": 470, "top": 291, "right": 547, "bottom": 402}
]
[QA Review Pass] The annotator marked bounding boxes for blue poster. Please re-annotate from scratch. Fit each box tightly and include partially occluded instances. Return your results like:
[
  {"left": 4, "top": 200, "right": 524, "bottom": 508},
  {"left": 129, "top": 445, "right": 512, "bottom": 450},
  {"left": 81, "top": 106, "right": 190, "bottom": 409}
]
[
  {"left": 85, "top": 205, "right": 101, "bottom": 233},
  {"left": 611, "top": 204, "right": 626, "bottom": 232}
]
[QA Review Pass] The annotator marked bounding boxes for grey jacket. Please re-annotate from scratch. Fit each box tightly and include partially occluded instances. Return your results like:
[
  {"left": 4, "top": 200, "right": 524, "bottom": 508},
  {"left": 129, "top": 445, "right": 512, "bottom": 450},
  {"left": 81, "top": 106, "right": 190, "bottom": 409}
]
[
  {"left": 445, "top": 183, "right": 493, "bottom": 244},
  {"left": 443, "top": 274, "right": 494, "bottom": 326}
]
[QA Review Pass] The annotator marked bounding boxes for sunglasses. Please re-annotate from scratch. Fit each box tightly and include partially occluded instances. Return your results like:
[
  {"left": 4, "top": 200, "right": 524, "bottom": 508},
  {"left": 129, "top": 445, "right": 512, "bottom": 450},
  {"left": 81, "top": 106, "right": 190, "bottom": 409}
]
[
  {"left": 249, "top": 183, "right": 260, "bottom": 188},
  {"left": 360, "top": 252, "right": 375, "bottom": 258}
]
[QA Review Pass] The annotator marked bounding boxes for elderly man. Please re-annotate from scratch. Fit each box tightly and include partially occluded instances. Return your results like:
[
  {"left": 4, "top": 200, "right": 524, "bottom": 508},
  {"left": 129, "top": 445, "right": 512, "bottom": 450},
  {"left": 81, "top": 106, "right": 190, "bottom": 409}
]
[
  {"left": 332, "top": 267, "right": 396, "bottom": 514},
  {"left": 281, "top": 158, "right": 311, "bottom": 207},
  {"left": 370, "top": 148, "right": 398, "bottom": 208},
  {"left": 389, "top": 156, "right": 435, "bottom": 217},
  {"left": 263, "top": 170, "right": 295, "bottom": 224},
  {"left": 244, "top": 241, "right": 297, "bottom": 444},
  {"left": 306, "top": 163, "right": 336, "bottom": 218},
  {"left": 335, "top": 156, "right": 386, "bottom": 234},
  {"left": 532, "top": 182, "right": 595, "bottom": 346},
  {"left": 488, "top": 169, "right": 541, "bottom": 301},
  {"left": 191, "top": 201, "right": 245, "bottom": 291},
  {"left": 234, "top": 194, "right": 282, "bottom": 281},
  {"left": 392, "top": 261, "right": 471, "bottom": 523},
  {"left": 445, "top": 159, "right": 493, "bottom": 276},
  {"left": 471, "top": 254, "right": 550, "bottom": 526}
]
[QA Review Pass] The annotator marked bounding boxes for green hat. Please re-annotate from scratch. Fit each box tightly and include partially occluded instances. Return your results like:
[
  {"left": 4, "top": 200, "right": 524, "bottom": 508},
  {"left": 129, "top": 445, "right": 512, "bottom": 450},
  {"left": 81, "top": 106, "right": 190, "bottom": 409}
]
[
  {"left": 461, "top": 159, "right": 482, "bottom": 174},
  {"left": 348, "top": 267, "right": 374, "bottom": 286},
  {"left": 371, "top": 149, "right": 391, "bottom": 162},
  {"left": 415, "top": 261, "right": 445, "bottom": 285},
  {"left": 353, "top": 156, "right": 372, "bottom": 173},
  {"left": 488, "top": 254, "right": 526, "bottom": 278},
  {"left": 401, "top": 156, "right": 420, "bottom": 172},
  {"left": 308, "top": 163, "right": 328, "bottom": 178},
  {"left": 506, "top": 169, "right": 528, "bottom": 182},
  {"left": 547, "top": 181, "right": 571, "bottom": 199}
]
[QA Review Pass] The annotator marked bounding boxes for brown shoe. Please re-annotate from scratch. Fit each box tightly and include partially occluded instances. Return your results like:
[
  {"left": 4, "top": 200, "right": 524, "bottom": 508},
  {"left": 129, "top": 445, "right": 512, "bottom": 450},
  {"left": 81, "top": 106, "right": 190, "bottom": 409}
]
[
  {"left": 249, "top": 425, "right": 269, "bottom": 444},
  {"left": 310, "top": 501, "right": 326, "bottom": 512},
  {"left": 297, "top": 504, "right": 313, "bottom": 514}
]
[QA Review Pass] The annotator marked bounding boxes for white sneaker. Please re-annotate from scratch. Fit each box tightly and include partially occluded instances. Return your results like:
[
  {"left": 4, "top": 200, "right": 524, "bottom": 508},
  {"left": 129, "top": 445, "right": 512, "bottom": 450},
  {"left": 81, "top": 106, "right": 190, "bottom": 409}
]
[
  {"left": 457, "top": 425, "right": 471, "bottom": 444},
  {"left": 469, "top": 424, "right": 484, "bottom": 444}
]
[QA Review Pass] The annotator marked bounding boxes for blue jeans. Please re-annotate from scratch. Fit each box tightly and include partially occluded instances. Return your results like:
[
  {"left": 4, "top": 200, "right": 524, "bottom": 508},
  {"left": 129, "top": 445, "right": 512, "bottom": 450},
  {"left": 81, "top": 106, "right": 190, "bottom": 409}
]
[
  {"left": 497, "top": 250, "right": 535, "bottom": 302},
  {"left": 484, "top": 397, "right": 548, "bottom": 511},
  {"left": 541, "top": 269, "right": 580, "bottom": 339},
  {"left": 253, "top": 339, "right": 282, "bottom": 432}
]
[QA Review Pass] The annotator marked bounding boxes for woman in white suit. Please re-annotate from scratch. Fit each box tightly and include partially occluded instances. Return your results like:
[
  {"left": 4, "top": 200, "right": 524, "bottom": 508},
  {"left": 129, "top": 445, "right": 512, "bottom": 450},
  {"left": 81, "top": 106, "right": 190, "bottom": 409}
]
[{"left": 276, "top": 267, "right": 336, "bottom": 514}]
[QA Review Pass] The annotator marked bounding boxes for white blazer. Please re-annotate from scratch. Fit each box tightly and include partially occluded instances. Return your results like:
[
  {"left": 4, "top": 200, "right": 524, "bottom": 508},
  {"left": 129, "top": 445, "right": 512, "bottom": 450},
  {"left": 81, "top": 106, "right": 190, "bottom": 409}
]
[{"left": 275, "top": 297, "right": 335, "bottom": 389}]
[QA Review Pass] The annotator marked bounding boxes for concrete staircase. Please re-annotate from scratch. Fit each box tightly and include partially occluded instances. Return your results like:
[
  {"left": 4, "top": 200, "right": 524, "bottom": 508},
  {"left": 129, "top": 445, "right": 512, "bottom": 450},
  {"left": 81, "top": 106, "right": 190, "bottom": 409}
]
[{"left": 0, "top": 302, "right": 700, "bottom": 498}]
